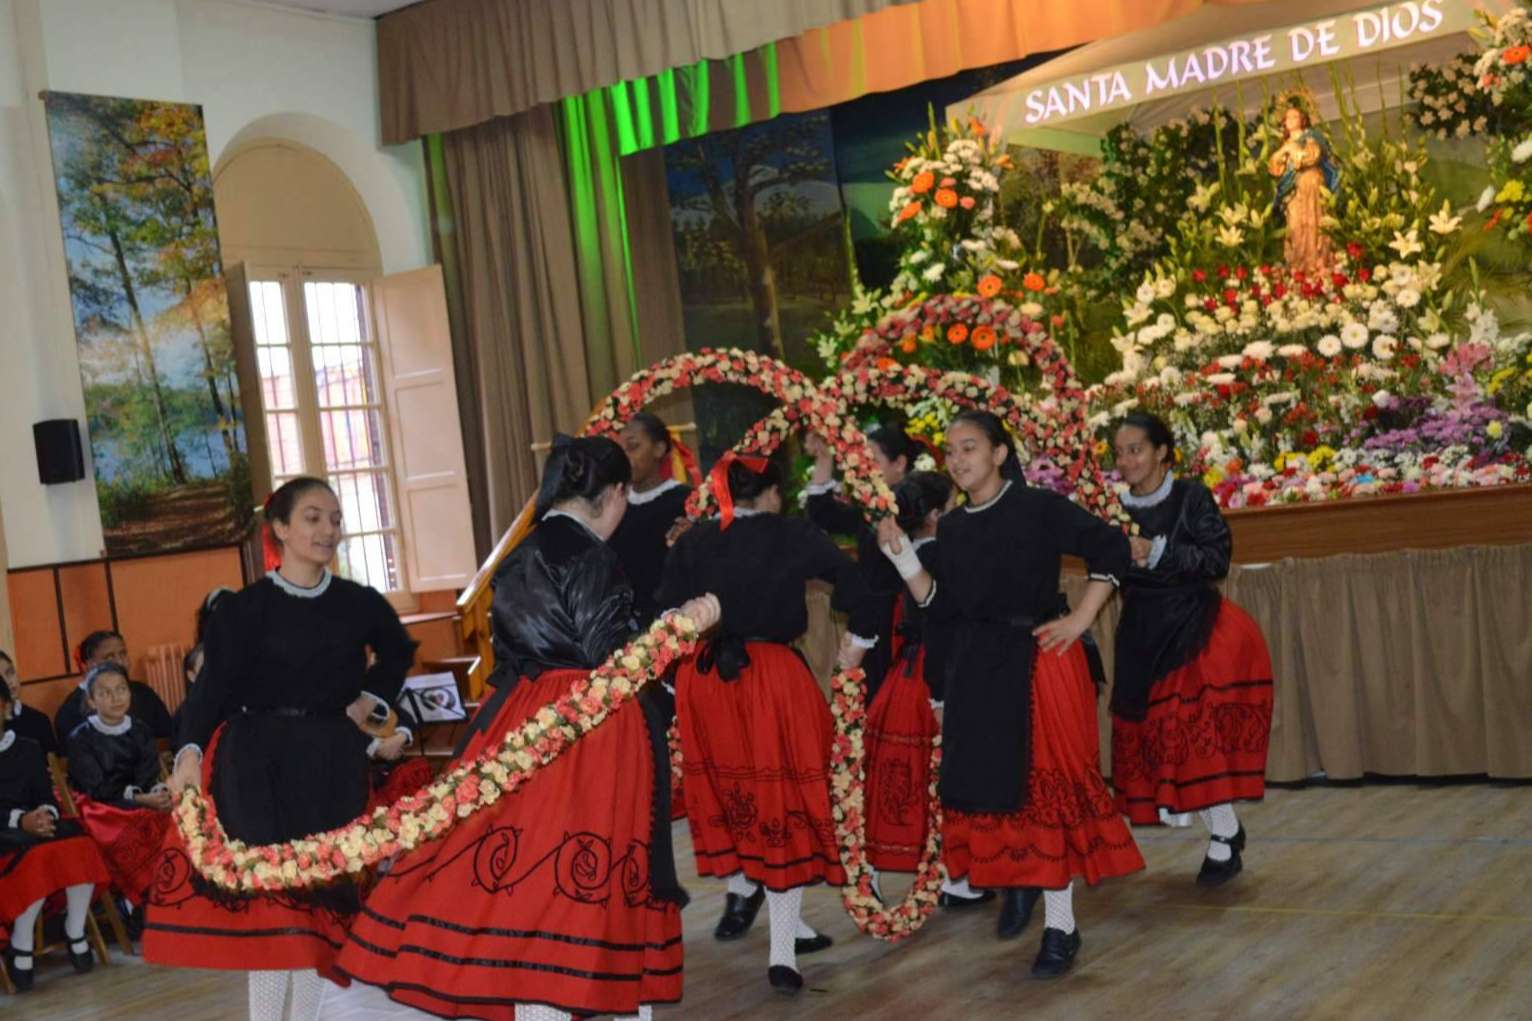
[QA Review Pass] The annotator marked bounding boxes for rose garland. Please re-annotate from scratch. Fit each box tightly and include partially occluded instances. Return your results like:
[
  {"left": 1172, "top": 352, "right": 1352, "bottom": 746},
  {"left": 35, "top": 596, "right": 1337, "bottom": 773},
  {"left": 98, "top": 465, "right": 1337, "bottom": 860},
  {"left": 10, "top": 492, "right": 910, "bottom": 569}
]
[{"left": 175, "top": 611, "right": 703, "bottom": 892}]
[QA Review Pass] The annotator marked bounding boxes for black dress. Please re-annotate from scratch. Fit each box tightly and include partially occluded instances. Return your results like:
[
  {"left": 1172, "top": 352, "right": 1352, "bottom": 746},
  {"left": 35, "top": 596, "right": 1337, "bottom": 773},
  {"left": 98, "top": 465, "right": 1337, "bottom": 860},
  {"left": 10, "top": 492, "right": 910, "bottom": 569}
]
[
  {"left": 336, "top": 513, "right": 686, "bottom": 1018},
  {"left": 55, "top": 680, "right": 173, "bottom": 744},
  {"left": 141, "top": 571, "right": 416, "bottom": 973},
  {"left": 1110, "top": 478, "right": 1274, "bottom": 823},
  {"left": 923, "top": 481, "right": 1145, "bottom": 888},
  {"left": 805, "top": 485, "right": 904, "bottom": 701},
  {"left": 9, "top": 704, "right": 58, "bottom": 758},
  {"left": 0, "top": 732, "right": 110, "bottom": 919},
  {"left": 609, "top": 479, "right": 692, "bottom": 626},
  {"left": 661, "top": 510, "right": 876, "bottom": 890},
  {"left": 66, "top": 717, "right": 162, "bottom": 808}
]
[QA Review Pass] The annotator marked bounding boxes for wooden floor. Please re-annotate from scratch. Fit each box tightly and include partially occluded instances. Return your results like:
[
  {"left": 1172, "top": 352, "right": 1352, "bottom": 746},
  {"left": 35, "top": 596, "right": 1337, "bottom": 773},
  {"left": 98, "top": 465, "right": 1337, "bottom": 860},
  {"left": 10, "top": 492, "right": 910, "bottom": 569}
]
[{"left": 7, "top": 783, "right": 1531, "bottom": 1021}]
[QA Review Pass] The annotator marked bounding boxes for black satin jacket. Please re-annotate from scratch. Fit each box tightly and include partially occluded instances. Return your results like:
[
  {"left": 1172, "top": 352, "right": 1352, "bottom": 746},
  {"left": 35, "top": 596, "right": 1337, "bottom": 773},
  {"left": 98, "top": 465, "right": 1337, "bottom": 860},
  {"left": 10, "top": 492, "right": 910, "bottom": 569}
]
[{"left": 1111, "top": 479, "right": 1230, "bottom": 721}]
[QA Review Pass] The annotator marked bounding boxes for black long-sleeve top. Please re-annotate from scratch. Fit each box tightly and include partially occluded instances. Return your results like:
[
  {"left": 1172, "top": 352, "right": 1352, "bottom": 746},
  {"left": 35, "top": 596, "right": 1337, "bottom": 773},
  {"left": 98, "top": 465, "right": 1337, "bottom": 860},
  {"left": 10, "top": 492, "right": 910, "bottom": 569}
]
[
  {"left": 924, "top": 481, "right": 1130, "bottom": 813},
  {"left": 660, "top": 510, "right": 879, "bottom": 680},
  {"left": 10, "top": 704, "right": 59, "bottom": 758},
  {"left": 66, "top": 717, "right": 161, "bottom": 808},
  {"left": 175, "top": 573, "right": 416, "bottom": 845},
  {"left": 1111, "top": 478, "right": 1230, "bottom": 720},
  {"left": 55, "top": 680, "right": 173, "bottom": 744},
  {"left": 805, "top": 486, "right": 904, "bottom": 700},
  {"left": 608, "top": 481, "right": 692, "bottom": 627},
  {"left": 0, "top": 731, "right": 75, "bottom": 853}
]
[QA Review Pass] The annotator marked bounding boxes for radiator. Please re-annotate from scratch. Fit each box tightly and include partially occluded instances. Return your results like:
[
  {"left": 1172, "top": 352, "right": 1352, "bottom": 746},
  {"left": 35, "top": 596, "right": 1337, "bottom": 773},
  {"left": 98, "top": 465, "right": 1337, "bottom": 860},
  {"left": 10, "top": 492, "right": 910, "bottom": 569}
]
[{"left": 141, "top": 642, "right": 191, "bottom": 713}]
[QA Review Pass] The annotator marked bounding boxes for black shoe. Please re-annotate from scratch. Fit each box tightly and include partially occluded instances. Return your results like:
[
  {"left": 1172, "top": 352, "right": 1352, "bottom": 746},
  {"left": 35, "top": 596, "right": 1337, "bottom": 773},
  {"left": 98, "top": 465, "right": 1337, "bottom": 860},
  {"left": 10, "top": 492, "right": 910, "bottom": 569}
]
[
  {"left": 768, "top": 964, "right": 803, "bottom": 995},
  {"left": 68, "top": 939, "right": 95, "bottom": 974},
  {"left": 1030, "top": 926, "right": 1082, "bottom": 979},
  {"left": 713, "top": 885, "right": 765, "bottom": 941},
  {"left": 795, "top": 933, "right": 834, "bottom": 955},
  {"left": 4, "top": 951, "right": 35, "bottom": 993},
  {"left": 123, "top": 904, "right": 145, "bottom": 941},
  {"left": 939, "top": 889, "right": 996, "bottom": 910},
  {"left": 1197, "top": 825, "right": 1246, "bottom": 887},
  {"left": 997, "top": 887, "right": 1041, "bottom": 939}
]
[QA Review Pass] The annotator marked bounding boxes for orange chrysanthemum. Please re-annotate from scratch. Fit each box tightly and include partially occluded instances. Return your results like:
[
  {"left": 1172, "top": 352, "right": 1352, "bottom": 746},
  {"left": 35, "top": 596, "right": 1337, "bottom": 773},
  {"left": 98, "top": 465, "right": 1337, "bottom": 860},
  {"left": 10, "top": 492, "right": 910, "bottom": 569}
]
[
  {"left": 977, "top": 274, "right": 1003, "bottom": 298},
  {"left": 910, "top": 170, "right": 935, "bottom": 194},
  {"left": 946, "top": 323, "right": 969, "bottom": 344},
  {"left": 934, "top": 188, "right": 959, "bottom": 208},
  {"left": 971, "top": 325, "right": 997, "bottom": 351},
  {"left": 1504, "top": 44, "right": 1530, "bottom": 65},
  {"left": 900, "top": 337, "right": 918, "bottom": 354},
  {"left": 896, "top": 200, "right": 922, "bottom": 223},
  {"left": 1022, "top": 271, "right": 1046, "bottom": 292}
]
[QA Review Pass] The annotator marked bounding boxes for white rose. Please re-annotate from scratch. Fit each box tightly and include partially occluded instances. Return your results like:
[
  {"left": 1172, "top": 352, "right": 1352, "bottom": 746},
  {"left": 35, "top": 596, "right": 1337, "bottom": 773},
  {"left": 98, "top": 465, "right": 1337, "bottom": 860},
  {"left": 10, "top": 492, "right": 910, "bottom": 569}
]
[
  {"left": 1255, "top": 406, "right": 1274, "bottom": 424},
  {"left": 1372, "top": 390, "right": 1393, "bottom": 408},
  {"left": 1395, "top": 288, "right": 1422, "bottom": 309},
  {"left": 1341, "top": 322, "right": 1369, "bottom": 349},
  {"left": 1135, "top": 282, "right": 1156, "bottom": 304},
  {"left": 1372, "top": 334, "right": 1398, "bottom": 360},
  {"left": 1217, "top": 353, "right": 1243, "bottom": 368}
]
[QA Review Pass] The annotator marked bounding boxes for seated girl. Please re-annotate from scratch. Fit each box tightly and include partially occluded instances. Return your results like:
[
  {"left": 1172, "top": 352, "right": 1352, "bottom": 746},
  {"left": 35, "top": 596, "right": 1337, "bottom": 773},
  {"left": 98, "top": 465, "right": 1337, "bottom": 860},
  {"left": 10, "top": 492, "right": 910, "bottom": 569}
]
[
  {"left": 54, "top": 630, "right": 174, "bottom": 744},
  {"left": 65, "top": 663, "right": 172, "bottom": 915},
  {"left": 2, "top": 649, "right": 57, "bottom": 757},
  {"left": 1, "top": 682, "right": 110, "bottom": 992}
]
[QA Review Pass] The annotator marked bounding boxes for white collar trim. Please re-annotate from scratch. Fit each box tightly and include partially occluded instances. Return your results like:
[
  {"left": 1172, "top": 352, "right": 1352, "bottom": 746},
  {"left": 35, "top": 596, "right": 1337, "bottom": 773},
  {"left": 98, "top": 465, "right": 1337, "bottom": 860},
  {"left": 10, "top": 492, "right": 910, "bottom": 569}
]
[
  {"left": 0, "top": 730, "right": 13, "bottom": 752},
  {"left": 88, "top": 714, "right": 132, "bottom": 736},
  {"left": 912, "top": 536, "right": 935, "bottom": 549},
  {"left": 627, "top": 478, "right": 683, "bottom": 506},
  {"left": 728, "top": 507, "right": 763, "bottom": 519},
  {"left": 963, "top": 480, "right": 1013, "bottom": 514},
  {"left": 268, "top": 568, "right": 332, "bottom": 599},
  {"left": 1122, "top": 471, "right": 1175, "bottom": 509},
  {"left": 544, "top": 509, "right": 603, "bottom": 541}
]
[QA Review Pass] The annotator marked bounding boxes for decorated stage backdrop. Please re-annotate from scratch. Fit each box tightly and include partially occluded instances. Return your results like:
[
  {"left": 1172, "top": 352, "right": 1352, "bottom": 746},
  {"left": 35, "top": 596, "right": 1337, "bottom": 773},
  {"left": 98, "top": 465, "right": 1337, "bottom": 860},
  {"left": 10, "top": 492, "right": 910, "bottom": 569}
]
[{"left": 42, "top": 92, "right": 251, "bottom": 556}]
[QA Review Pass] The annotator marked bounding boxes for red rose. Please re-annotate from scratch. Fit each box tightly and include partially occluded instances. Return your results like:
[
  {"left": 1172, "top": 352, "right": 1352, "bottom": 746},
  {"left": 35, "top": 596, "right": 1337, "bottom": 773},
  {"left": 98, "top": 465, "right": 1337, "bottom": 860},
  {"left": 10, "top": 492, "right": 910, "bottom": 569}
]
[
  {"left": 1223, "top": 288, "right": 1239, "bottom": 305},
  {"left": 1272, "top": 283, "right": 1288, "bottom": 299},
  {"left": 1235, "top": 266, "right": 1250, "bottom": 280},
  {"left": 1217, "top": 265, "right": 1230, "bottom": 279},
  {"left": 1203, "top": 297, "right": 1218, "bottom": 312},
  {"left": 1358, "top": 267, "right": 1372, "bottom": 282},
  {"left": 1332, "top": 272, "right": 1349, "bottom": 287},
  {"left": 1192, "top": 269, "right": 1207, "bottom": 283}
]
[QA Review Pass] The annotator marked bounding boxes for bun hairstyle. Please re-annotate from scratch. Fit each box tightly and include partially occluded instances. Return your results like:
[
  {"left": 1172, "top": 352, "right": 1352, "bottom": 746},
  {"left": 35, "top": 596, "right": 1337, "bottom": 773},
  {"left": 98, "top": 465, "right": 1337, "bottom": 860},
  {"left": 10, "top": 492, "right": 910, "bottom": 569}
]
[
  {"left": 76, "top": 629, "right": 124, "bottom": 671},
  {"left": 725, "top": 456, "right": 782, "bottom": 504},
  {"left": 263, "top": 476, "right": 336, "bottom": 570},
  {"left": 1119, "top": 412, "right": 1176, "bottom": 466},
  {"left": 894, "top": 470, "right": 955, "bottom": 533},
  {"left": 866, "top": 422, "right": 915, "bottom": 469},
  {"left": 83, "top": 660, "right": 129, "bottom": 695},
  {"left": 948, "top": 409, "right": 1025, "bottom": 482},
  {"left": 535, "top": 435, "right": 632, "bottom": 521},
  {"left": 626, "top": 412, "right": 673, "bottom": 455}
]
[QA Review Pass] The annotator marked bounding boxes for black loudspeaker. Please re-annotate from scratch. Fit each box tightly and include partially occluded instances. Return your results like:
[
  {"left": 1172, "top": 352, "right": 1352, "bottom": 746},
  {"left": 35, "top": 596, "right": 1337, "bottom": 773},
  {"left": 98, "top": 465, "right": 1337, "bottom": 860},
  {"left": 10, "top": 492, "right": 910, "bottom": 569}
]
[{"left": 33, "top": 419, "right": 86, "bottom": 484}]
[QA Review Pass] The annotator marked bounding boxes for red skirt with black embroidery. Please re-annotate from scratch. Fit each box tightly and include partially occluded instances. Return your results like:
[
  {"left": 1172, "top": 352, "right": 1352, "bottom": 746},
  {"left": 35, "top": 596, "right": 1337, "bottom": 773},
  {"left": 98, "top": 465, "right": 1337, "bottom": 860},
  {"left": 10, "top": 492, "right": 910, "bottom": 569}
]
[
  {"left": 943, "top": 642, "right": 1145, "bottom": 889},
  {"left": 74, "top": 797, "right": 171, "bottom": 904},
  {"left": 0, "top": 828, "right": 110, "bottom": 922},
  {"left": 142, "top": 728, "right": 357, "bottom": 974},
  {"left": 334, "top": 668, "right": 683, "bottom": 1020},
  {"left": 864, "top": 642, "right": 937, "bottom": 874},
  {"left": 676, "top": 641, "right": 847, "bottom": 890},
  {"left": 1111, "top": 599, "right": 1274, "bottom": 824}
]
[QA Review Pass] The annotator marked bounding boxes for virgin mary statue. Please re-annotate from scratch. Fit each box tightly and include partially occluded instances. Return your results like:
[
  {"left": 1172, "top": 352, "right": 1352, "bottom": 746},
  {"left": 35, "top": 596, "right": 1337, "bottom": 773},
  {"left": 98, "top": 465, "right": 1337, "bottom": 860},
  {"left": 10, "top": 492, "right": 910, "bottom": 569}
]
[{"left": 1267, "top": 99, "right": 1341, "bottom": 278}]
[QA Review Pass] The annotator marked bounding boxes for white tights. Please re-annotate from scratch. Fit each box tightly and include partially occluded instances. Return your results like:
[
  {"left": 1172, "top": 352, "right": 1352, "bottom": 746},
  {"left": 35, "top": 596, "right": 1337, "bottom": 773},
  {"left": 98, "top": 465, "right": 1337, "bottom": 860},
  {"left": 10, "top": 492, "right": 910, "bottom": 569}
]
[
  {"left": 514, "top": 1006, "right": 653, "bottom": 1020},
  {"left": 1200, "top": 803, "right": 1240, "bottom": 862},
  {"left": 248, "top": 969, "right": 326, "bottom": 1021},
  {"left": 8, "top": 883, "right": 94, "bottom": 968}
]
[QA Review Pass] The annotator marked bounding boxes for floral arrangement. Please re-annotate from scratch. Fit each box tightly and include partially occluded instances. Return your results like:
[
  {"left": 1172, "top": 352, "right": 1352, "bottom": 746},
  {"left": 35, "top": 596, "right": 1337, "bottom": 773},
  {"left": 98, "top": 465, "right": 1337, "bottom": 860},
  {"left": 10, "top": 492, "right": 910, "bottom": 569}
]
[
  {"left": 1472, "top": 2, "right": 1532, "bottom": 249},
  {"left": 1408, "top": 52, "right": 1496, "bottom": 140},
  {"left": 828, "top": 666, "right": 943, "bottom": 942},
  {"left": 176, "top": 611, "right": 703, "bottom": 892}
]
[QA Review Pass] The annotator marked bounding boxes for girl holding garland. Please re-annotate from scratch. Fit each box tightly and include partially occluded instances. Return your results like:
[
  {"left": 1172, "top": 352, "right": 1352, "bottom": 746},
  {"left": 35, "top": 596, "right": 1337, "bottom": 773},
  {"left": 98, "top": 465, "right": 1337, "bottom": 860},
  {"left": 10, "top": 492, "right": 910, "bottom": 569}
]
[
  {"left": 1109, "top": 412, "right": 1274, "bottom": 884},
  {"left": 337, "top": 436, "right": 720, "bottom": 1021},
  {"left": 876, "top": 410, "right": 1144, "bottom": 979}
]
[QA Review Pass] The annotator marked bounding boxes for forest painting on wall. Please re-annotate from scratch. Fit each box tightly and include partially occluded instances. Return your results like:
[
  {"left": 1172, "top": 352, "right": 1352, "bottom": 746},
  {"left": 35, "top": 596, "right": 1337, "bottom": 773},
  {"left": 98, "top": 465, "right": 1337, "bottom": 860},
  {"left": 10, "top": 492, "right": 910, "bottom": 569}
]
[{"left": 42, "top": 92, "right": 251, "bottom": 556}]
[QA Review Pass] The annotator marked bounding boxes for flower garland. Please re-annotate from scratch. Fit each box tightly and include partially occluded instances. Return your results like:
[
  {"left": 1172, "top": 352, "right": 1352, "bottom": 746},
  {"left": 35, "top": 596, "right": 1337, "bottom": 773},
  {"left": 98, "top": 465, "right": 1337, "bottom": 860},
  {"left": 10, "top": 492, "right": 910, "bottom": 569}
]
[{"left": 175, "top": 611, "right": 703, "bottom": 892}]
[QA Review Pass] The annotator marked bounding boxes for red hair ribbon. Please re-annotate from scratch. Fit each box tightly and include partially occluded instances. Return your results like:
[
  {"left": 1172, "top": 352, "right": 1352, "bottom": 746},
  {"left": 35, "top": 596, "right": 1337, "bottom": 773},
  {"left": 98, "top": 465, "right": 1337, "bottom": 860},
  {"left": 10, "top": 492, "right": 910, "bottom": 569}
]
[
  {"left": 260, "top": 491, "right": 282, "bottom": 572},
  {"left": 662, "top": 430, "right": 702, "bottom": 486},
  {"left": 710, "top": 451, "right": 769, "bottom": 530}
]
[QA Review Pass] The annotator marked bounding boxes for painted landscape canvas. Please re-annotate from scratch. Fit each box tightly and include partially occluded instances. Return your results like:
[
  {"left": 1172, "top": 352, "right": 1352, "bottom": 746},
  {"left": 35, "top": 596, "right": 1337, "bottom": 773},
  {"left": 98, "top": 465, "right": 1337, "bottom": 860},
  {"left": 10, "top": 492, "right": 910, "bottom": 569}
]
[{"left": 43, "top": 92, "right": 251, "bottom": 556}]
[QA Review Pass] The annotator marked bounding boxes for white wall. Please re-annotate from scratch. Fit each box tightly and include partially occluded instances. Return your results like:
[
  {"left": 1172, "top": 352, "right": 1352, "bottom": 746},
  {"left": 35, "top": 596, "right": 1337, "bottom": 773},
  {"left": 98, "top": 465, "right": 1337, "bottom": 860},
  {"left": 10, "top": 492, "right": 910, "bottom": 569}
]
[{"left": 0, "top": 0, "right": 431, "bottom": 567}]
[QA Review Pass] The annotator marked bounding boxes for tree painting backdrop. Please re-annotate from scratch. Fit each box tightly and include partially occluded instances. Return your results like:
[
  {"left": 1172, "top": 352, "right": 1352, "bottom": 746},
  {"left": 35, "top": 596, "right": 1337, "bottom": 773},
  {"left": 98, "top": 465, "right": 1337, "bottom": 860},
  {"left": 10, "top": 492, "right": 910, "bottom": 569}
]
[
  {"left": 43, "top": 93, "right": 251, "bottom": 556},
  {"left": 664, "top": 110, "right": 852, "bottom": 462}
]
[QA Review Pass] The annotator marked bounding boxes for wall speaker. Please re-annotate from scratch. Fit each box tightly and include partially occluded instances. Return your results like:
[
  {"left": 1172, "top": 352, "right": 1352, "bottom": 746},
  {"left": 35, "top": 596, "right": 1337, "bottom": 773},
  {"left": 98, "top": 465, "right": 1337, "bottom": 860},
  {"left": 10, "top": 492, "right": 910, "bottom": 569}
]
[{"left": 33, "top": 419, "right": 85, "bottom": 484}]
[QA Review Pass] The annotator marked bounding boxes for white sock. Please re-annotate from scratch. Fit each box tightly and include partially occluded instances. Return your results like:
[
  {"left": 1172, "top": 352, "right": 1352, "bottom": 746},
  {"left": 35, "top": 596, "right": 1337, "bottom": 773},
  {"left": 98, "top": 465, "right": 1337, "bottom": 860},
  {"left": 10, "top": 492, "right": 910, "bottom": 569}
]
[
  {"left": 870, "top": 867, "right": 884, "bottom": 903},
  {"left": 9, "top": 897, "right": 43, "bottom": 968},
  {"left": 1042, "top": 883, "right": 1075, "bottom": 935},
  {"left": 64, "top": 882, "right": 94, "bottom": 948},
  {"left": 288, "top": 968, "right": 326, "bottom": 1021},
  {"left": 940, "top": 875, "right": 977, "bottom": 898},
  {"left": 1200, "top": 804, "right": 1240, "bottom": 862},
  {"left": 515, "top": 1006, "right": 572, "bottom": 1021},
  {"left": 795, "top": 917, "right": 818, "bottom": 939},
  {"left": 1159, "top": 807, "right": 1194, "bottom": 828},
  {"left": 766, "top": 888, "right": 803, "bottom": 971},
  {"left": 249, "top": 970, "right": 291, "bottom": 1021},
  {"left": 614, "top": 1008, "right": 654, "bottom": 1021},
  {"left": 726, "top": 872, "right": 760, "bottom": 898}
]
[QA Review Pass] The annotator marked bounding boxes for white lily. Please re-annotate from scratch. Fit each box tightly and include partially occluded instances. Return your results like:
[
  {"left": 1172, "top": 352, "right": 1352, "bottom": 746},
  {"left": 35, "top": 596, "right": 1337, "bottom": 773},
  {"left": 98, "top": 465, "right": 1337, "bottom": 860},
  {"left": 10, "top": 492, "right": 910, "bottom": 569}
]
[
  {"left": 1388, "top": 228, "right": 1424, "bottom": 259},
  {"left": 1427, "top": 201, "right": 1462, "bottom": 235}
]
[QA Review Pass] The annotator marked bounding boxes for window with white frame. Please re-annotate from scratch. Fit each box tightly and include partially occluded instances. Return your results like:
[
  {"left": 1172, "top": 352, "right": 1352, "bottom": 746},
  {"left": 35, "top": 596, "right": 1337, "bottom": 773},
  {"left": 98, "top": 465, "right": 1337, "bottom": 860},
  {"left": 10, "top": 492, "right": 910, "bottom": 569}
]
[{"left": 247, "top": 271, "right": 405, "bottom": 594}]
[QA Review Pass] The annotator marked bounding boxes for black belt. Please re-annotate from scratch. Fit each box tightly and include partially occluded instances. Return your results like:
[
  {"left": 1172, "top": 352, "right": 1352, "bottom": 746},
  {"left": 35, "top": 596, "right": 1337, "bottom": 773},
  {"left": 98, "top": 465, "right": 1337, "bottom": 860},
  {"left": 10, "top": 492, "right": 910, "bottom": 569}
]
[{"left": 238, "top": 706, "right": 338, "bottom": 718}]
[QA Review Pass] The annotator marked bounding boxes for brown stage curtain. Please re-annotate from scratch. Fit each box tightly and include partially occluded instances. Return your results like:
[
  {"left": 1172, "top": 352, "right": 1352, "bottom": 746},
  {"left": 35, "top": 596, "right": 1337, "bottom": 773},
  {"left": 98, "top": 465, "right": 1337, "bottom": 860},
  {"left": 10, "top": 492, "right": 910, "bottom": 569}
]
[
  {"left": 436, "top": 108, "right": 594, "bottom": 541},
  {"left": 378, "top": 0, "right": 922, "bottom": 144},
  {"left": 1068, "top": 543, "right": 1532, "bottom": 782}
]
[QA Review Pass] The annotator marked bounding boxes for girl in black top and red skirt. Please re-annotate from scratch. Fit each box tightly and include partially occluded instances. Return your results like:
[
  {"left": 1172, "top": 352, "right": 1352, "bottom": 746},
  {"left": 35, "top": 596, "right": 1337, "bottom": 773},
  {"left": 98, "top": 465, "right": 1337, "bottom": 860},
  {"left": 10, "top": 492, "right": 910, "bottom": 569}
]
[
  {"left": 1109, "top": 413, "right": 1273, "bottom": 885},
  {"left": 877, "top": 410, "right": 1144, "bottom": 980},
  {"left": 609, "top": 412, "right": 695, "bottom": 628},
  {"left": 150, "top": 476, "right": 417, "bottom": 1021},
  {"left": 661, "top": 454, "right": 878, "bottom": 995},
  {"left": 1, "top": 682, "right": 111, "bottom": 992},
  {"left": 337, "top": 436, "right": 720, "bottom": 1021}
]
